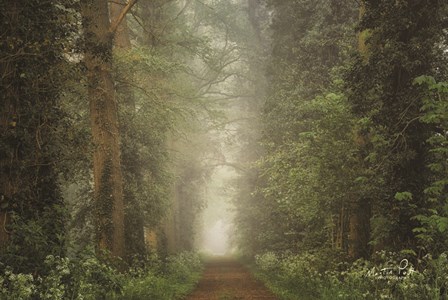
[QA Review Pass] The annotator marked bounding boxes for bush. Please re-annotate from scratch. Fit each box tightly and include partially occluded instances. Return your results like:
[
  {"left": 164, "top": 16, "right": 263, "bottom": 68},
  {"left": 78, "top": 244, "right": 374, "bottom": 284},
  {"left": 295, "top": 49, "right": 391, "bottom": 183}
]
[
  {"left": 0, "top": 268, "right": 35, "bottom": 299},
  {"left": 0, "top": 251, "right": 202, "bottom": 300},
  {"left": 255, "top": 252, "right": 323, "bottom": 299},
  {"left": 254, "top": 251, "right": 448, "bottom": 300},
  {"left": 117, "top": 251, "right": 202, "bottom": 300},
  {"left": 0, "top": 254, "right": 122, "bottom": 300}
]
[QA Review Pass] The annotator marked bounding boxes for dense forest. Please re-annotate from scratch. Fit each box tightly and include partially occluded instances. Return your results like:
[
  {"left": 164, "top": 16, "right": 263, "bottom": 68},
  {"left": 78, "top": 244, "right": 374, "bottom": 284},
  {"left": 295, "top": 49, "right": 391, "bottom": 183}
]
[{"left": 1, "top": 0, "right": 448, "bottom": 299}]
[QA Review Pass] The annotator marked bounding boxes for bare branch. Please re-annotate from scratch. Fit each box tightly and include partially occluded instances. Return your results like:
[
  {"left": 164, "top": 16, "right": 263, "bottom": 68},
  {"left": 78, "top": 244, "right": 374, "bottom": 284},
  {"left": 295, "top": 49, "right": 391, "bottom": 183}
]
[
  {"left": 109, "top": 0, "right": 138, "bottom": 34},
  {"left": 108, "top": 0, "right": 126, "bottom": 6},
  {"left": 206, "top": 162, "right": 248, "bottom": 173},
  {"left": 160, "top": 0, "right": 191, "bottom": 36}
]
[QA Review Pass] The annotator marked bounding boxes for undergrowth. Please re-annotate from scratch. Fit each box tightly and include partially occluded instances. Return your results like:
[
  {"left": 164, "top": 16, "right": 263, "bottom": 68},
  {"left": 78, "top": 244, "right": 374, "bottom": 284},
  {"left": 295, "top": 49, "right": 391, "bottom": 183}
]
[
  {"left": 0, "top": 251, "right": 202, "bottom": 300},
  {"left": 253, "top": 251, "right": 448, "bottom": 300}
]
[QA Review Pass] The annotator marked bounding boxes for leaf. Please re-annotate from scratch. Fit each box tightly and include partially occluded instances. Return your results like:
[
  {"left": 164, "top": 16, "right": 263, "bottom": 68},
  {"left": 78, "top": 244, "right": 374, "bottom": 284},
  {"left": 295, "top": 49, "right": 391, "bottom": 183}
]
[
  {"left": 400, "top": 249, "right": 417, "bottom": 257},
  {"left": 436, "top": 217, "right": 448, "bottom": 233},
  {"left": 412, "top": 227, "right": 428, "bottom": 233},
  {"left": 413, "top": 75, "right": 435, "bottom": 86},
  {"left": 395, "top": 192, "right": 413, "bottom": 201}
]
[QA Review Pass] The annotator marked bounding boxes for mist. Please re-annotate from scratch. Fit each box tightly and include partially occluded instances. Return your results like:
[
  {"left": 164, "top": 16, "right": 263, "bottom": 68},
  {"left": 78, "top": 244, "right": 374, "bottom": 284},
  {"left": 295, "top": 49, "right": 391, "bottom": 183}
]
[{"left": 199, "top": 166, "right": 236, "bottom": 256}]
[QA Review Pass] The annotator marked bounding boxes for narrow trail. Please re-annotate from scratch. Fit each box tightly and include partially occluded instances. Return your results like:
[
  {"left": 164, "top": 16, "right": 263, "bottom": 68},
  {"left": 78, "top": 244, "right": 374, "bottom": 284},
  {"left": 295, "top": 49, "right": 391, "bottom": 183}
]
[{"left": 185, "top": 257, "right": 278, "bottom": 300}]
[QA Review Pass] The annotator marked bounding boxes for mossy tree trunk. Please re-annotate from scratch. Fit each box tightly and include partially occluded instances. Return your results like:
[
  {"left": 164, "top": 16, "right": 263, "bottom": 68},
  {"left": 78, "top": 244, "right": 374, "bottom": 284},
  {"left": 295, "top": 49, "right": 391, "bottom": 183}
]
[
  {"left": 81, "top": 0, "right": 137, "bottom": 258},
  {"left": 346, "top": 0, "right": 372, "bottom": 260},
  {"left": 110, "top": 0, "right": 148, "bottom": 258}
]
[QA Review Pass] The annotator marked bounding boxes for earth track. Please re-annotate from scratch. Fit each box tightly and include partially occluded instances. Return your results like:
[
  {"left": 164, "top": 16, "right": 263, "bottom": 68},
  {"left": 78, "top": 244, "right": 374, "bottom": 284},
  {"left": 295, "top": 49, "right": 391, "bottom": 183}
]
[{"left": 185, "top": 257, "right": 278, "bottom": 300}]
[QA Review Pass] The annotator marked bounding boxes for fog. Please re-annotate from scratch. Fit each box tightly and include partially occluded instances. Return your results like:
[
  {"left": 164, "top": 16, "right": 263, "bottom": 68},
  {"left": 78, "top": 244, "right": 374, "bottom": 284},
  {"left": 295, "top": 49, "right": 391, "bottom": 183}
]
[{"left": 199, "top": 166, "right": 236, "bottom": 256}]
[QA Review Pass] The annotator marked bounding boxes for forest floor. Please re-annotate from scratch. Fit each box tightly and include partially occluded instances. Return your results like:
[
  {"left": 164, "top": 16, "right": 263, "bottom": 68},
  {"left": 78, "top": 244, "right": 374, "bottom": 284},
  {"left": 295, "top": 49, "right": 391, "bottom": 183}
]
[{"left": 185, "top": 257, "right": 278, "bottom": 300}]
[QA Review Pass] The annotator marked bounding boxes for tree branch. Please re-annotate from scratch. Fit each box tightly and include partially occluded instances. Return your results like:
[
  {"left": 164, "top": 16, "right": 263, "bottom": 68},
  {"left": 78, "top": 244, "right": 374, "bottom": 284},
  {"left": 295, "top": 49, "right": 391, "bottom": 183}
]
[
  {"left": 109, "top": 0, "right": 138, "bottom": 34},
  {"left": 206, "top": 162, "right": 248, "bottom": 173}
]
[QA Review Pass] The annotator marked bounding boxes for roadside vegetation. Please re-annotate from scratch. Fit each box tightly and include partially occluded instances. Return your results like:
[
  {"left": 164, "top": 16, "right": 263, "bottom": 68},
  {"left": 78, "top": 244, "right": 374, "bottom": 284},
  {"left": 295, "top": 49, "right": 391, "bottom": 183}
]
[
  {"left": 254, "top": 251, "right": 448, "bottom": 299},
  {"left": 0, "top": 251, "right": 202, "bottom": 300},
  {"left": 234, "top": 1, "right": 448, "bottom": 299}
]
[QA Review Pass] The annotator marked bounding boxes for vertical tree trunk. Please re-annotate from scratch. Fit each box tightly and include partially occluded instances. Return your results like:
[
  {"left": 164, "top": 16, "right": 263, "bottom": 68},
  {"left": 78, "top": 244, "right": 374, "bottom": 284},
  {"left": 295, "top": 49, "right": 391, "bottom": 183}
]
[
  {"left": 347, "top": 1, "right": 371, "bottom": 259},
  {"left": 357, "top": 2, "right": 368, "bottom": 61},
  {"left": 0, "top": 1, "right": 19, "bottom": 249},
  {"left": 110, "top": 0, "right": 148, "bottom": 258},
  {"left": 348, "top": 198, "right": 371, "bottom": 258},
  {"left": 0, "top": 71, "right": 14, "bottom": 249},
  {"left": 140, "top": 0, "right": 165, "bottom": 48},
  {"left": 81, "top": 0, "right": 125, "bottom": 258},
  {"left": 333, "top": 205, "right": 345, "bottom": 250},
  {"left": 248, "top": 0, "right": 262, "bottom": 44},
  {"left": 348, "top": 203, "right": 361, "bottom": 258}
]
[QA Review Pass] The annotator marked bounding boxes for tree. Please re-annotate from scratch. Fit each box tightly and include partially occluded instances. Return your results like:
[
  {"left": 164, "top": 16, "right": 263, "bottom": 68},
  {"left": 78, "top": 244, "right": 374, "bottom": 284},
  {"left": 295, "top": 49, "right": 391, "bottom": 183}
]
[
  {"left": 346, "top": 0, "right": 448, "bottom": 255},
  {"left": 0, "top": 0, "right": 77, "bottom": 271},
  {"left": 110, "top": 0, "right": 149, "bottom": 260},
  {"left": 80, "top": 0, "right": 137, "bottom": 258},
  {"left": 237, "top": 0, "right": 358, "bottom": 255},
  {"left": 414, "top": 76, "right": 448, "bottom": 254}
]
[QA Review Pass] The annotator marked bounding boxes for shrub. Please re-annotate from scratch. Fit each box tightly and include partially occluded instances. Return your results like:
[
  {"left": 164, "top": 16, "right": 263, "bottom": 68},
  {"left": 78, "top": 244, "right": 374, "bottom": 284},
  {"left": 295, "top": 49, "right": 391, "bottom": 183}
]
[
  {"left": 254, "top": 251, "right": 448, "bottom": 300},
  {"left": 255, "top": 252, "right": 323, "bottom": 299},
  {"left": 117, "top": 251, "right": 202, "bottom": 300},
  {"left": 0, "top": 251, "right": 202, "bottom": 299},
  {"left": 0, "top": 254, "right": 122, "bottom": 300},
  {"left": 0, "top": 268, "right": 35, "bottom": 299}
]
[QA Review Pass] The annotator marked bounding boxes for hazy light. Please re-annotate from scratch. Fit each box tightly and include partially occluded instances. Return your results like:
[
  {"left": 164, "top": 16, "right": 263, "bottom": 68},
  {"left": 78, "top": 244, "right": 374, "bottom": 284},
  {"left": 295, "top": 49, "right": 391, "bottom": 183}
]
[{"left": 201, "top": 219, "right": 230, "bottom": 255}]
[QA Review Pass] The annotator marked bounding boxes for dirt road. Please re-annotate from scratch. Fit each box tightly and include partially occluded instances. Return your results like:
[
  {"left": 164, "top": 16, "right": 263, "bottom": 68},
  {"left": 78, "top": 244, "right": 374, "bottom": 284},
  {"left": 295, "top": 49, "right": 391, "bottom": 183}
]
[{"left": 185, "top": 257, "right": 278, "bottom": 300}]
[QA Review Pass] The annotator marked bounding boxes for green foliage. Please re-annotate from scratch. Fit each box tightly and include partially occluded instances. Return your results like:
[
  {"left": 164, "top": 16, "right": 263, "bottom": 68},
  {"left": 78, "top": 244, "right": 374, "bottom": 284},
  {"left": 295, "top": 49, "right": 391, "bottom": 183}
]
[
  {"left": 255, "top": 252, "right": 323, "bottom": 299},
  {"left": 117, "top": 252, "right": 202, "bottom": 300},
  {"left": 345, "top": 0, "right": 448, "bottom": 252},
  {"left": 0, "top": 253, "right": 121, "bottom": 300},
  {"left": 236, "top": 12, "right": 448, "bottom": 300},
  {"left": 0, "top": 269, "right": 35, "bottom": 299},
  {"left": 113, "top": 0, "right": 215, "bottom": 256},
  {"left": 395, "top": 192, "right": 413, "bottom": 202},
  {"left": 115, "top": 46, "right": 177, "bottom": 228},
  {"left": 0, "top": 252, "right": 202, "bottom": 300},
  {"left": 0, "top": 0, "right": 79, "bottom": 272},
  {"left": 242, "top": 88, "right": 361, "bottom": 254},
  {"left": 96, "top": 159, "right": 115, "bottom": 248},
  {"left": 2, "top": 208, "right": 66, "bottom": 268},
  {"left": 410, "top": 76, "right": 448, "bottom": 252},
  {"left": 255, "top": 251, "right": 448, "bottom": 300},
  {"left": 235, "top": 0, "right": 359, "bottom": 256}
]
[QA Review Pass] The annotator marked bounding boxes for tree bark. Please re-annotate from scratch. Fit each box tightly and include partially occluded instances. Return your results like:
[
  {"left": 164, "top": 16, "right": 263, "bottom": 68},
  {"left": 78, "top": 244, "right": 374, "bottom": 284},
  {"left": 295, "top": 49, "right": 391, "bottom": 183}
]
[
  {"left": 347, "top": 1, "right": 371, "bottom": 259},
  {"left": 110, "top": 0, "right": 149, "bottom": 259},
  {"left": 0, "top": 1, "right": 20, "bottom": 249},
  {"left": 140, "top": 0, "right": 165, "bottom": 48},
  {"left": 348, "top": 198, "right": 371, "bottom": 258},
  {"left": 81, "top": 0, "right": 128, "bottom": 257}
]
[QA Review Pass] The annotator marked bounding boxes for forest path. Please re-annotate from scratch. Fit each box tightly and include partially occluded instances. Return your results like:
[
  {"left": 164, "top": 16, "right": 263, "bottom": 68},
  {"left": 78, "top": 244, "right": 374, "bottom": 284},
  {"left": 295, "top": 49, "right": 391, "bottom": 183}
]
[{"left": 185, "top": 257, "right": 278, "bottom": 300}]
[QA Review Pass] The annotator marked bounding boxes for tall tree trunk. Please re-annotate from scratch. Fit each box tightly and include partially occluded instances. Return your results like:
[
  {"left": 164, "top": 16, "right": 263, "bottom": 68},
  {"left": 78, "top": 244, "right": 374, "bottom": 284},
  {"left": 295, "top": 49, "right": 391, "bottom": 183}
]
[
  {"left": 348, "top": 0, "right": 371, "bottom": 259},
  {"left": 110, "top": 0, "right": 148, "bottom": 258},
  {"left": 81, "top": 0, "right": 126, "bottom": 258},
  {"left": 139, "top": 0, "right": 179, "bottom": 254},
  {"left": 348, "top": 199, "right": 371, "bottom": 258},
  {"left": 248, "top": 0, "right": 262, "bottom": 44},
  {"left": 140, "top": 0, "right": 165, "bottom": 48},
  {"left": 333, "top": 205, "right": 346, "bottom": 251},
  {"left": 0, "top": 1, "right": 20, "bottom": 249}
]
